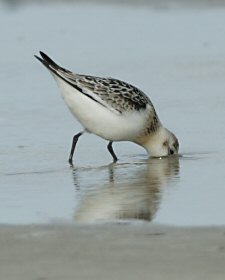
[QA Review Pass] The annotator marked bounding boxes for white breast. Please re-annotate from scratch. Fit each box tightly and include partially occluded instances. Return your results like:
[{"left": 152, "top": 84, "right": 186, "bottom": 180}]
[{"left": 55, "top": 76, "right": 148, "bottom": 141}]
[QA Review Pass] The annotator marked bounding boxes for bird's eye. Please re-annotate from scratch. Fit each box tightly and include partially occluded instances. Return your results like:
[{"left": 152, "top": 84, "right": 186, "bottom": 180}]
[{"left": 163, "top": 141, "right": 168, "bottom": 147}]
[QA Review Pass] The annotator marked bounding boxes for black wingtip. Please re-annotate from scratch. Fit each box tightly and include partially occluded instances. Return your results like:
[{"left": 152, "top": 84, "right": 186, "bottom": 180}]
[
  {"left": 39, "top": 51, "right": 58, "bottom": 67},
  {"left": 36, "top": 51, "right": 61, "bottom": 69},
  {"left": 34, "top": 51, "right": 60, "bottom": 71},
  {"left": 35, "top": 51, "right": 71, "bottom": 73},
  {"left": 34, "top": 54, "right": 43, "bottom": 63}
]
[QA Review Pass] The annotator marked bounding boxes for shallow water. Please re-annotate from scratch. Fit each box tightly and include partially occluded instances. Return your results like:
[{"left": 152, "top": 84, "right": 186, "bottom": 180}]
[{"left": 0, "top": 2, "right": 225, "bottom": 226}]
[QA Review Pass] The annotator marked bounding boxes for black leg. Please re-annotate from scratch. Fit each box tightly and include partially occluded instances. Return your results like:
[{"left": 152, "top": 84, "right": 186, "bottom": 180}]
[
  {"left": 107, "top": 141, "right": 118, "bottom": 162},
  {"left": 68, "top": 132, "right": 83, "bottom": 165}
]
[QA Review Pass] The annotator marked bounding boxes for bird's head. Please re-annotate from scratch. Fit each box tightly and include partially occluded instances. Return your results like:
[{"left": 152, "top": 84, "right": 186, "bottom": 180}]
[{"left": 141, "top": 126, "right": 179, "bottom": 157}]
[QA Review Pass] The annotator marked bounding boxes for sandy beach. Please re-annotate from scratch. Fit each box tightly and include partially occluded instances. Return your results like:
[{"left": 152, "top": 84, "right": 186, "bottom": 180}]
[{"left": 1, "top": 224, "right": 225, "bottom": 280}]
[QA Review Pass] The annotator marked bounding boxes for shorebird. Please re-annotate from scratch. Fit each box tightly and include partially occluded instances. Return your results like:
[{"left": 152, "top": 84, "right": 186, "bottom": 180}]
[{"left": 35, "top": 51, "right": 179, "bottom": 165}]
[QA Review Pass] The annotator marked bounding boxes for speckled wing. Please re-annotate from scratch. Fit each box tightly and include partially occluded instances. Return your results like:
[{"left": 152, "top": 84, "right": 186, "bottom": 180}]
[
  {"left": 64, "top": 73, "right": 155, "bottom": 114},
  {"left": 35, "top": 52, "right": 156, "bottom": 115}
]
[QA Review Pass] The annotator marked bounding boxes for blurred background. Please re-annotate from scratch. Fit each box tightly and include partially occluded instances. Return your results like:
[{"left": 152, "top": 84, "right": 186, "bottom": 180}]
[{"left": 0, "top": 0, "right": 225, "bottom": 225}]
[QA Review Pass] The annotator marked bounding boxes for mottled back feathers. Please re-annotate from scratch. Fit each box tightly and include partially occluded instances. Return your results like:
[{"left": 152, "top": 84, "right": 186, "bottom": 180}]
[
  {"left": 63, "top": 73, "right": 153, "bottom": 113},
  {"left": 35, "top": 51, "right": 158, "bottom": 117}
]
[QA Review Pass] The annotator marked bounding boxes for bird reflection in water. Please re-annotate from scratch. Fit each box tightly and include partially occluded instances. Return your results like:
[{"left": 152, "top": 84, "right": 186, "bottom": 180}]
[{"left": 71, "top": 156, "right": 180, "bottom": 223}]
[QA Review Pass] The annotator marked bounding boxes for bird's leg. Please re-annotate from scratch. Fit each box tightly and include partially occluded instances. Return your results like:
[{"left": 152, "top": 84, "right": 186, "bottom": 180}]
[
  {"left": 107, "top": 141, "right": 118, "bottom": 162},
  {"left": 68, "top": 131, "right": 83, "bottom": 165}
]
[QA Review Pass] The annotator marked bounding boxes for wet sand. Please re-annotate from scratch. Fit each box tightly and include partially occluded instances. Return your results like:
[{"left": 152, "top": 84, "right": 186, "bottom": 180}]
[{"left": 1, "top": 224, "right": 225, "bottom": 280}]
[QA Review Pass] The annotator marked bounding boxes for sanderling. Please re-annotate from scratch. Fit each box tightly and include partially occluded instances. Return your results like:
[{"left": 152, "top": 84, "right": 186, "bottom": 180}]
[{"left": 35, "top": 51, "right": 179, "bottom": 164}]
